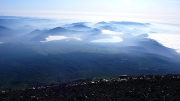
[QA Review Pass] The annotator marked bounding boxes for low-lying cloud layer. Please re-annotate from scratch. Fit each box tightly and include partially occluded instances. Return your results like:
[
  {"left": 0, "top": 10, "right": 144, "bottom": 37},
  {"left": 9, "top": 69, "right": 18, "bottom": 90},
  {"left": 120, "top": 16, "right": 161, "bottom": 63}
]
[
  {"left": 40, "top": 36, "right": 81, "bottom": 42},
  {"left": 148, "top": 33, "right": 180, "bottom": 53},
  {"left": 91, "top": 36, "right": 123, "bottom": 43},
  {"left": 101, "top": 30, "right": 123, "bottom": 35}
]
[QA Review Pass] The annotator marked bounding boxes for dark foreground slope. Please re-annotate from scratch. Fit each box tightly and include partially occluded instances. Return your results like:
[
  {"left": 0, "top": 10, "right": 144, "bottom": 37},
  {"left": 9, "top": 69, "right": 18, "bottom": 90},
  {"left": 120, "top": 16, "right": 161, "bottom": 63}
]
[
  {"left": 1, "top": 74, "right": 180, "bottom": 101},
  {"left": 1, "top": 43, "right": 180, "bottom": 89}
]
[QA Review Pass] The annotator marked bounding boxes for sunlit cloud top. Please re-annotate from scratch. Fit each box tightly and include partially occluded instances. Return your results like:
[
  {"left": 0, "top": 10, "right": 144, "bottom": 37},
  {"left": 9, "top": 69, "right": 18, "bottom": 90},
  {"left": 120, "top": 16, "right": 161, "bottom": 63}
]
[{"left": 40, "top": 36, "right": 81, "bottom": 43}]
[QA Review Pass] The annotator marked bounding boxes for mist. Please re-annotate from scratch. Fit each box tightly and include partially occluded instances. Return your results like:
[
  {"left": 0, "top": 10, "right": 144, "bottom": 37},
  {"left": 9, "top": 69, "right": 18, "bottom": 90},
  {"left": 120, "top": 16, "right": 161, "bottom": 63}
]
[{"left": 0, "top": 16, "right": 180, "bottom": 88}]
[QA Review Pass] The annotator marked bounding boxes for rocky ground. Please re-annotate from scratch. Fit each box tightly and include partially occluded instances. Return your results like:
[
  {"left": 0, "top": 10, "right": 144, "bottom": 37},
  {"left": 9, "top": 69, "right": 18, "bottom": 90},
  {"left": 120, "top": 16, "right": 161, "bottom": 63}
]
[{"left": 0, "top": 74, "right": 180, "bottom": 101}]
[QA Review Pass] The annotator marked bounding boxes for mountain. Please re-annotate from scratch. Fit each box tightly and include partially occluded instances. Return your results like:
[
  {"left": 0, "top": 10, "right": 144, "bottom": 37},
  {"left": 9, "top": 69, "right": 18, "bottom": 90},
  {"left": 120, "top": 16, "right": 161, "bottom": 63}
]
[
  {"left": 28, "top": 27, "right": 71, "bottom": 42},
  {"left": 87, "top": 28, "right": 101, "bottom": 35},
  {"left": 137, "top": 39, "right": 179, "bottom": 58},
  {"left": 68, "top": 24, "right": 92, "bottom": 31},
  {"left": 47, "top": 27, "right": 69, "bottom": 34},
  {"left": 110, "top": 21, "right": 149, "bottom": 26},
  {"left": 94, "top": 21, "right": 113, "bottom": 28},
  {"left": 0, "top": 25, "right": 13, "bottom": 37},
  {"left": 63, "top": 23, "right": 96, "bottom": 32},
  {"left": 39, "top": 27, "right": 75, "bottom": 37},
  {"left": 72, "top": 24, "right": 90, "bottom": 28},
  {"left": 0, "top": 16, "right": 180, "bottom": 90},
  {"left": 29, "top": 29, "right": 43, "bottom": 35},
  {"left": 0, "top": 16, "right": 53, "bottom": 29},
  {"left": 16, "top": 25, "right": 36, "bottom": 32},
  {"left": 96, "top": 21, "right": 109, "bottom": 25},
  {"left": 1, "top": 74, "right": 179, "bottom": 100},
  {"left": 98, "top": 25, "right": 116, "bottom": 30},
  {"left": 21, "top": 29, "right": 44, "bottom": 42},
  {"left": 0, "top": 42, "right": 180, "bottom": 89},
  {"left": 95, "top": 21, "right": 149, "bottom": 29}
]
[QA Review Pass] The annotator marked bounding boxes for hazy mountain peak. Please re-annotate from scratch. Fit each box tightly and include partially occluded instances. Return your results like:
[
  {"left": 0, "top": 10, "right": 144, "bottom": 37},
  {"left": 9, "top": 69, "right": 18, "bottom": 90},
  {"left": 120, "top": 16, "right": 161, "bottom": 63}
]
[{"left": 49, "top": 27, "right": 68, "bottom": 32}]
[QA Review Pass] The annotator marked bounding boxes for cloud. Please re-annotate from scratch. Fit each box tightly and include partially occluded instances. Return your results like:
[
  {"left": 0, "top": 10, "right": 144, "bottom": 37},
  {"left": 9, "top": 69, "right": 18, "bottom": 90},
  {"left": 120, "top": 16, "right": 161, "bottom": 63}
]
[
  {"left": 71, "top": 37, "right": 81, "bottom": 41},
  {"left": 91, "top": 36, "right": 123, "bottom": 43},
  {"left": 40, "top": 36, "right": 81, "bottom": 42},
  {"left": 102, "top": 30, "right": 123, "bottom": 35},
  {"left": 148, "top": 33, "right": 180, "bottom": 53}
]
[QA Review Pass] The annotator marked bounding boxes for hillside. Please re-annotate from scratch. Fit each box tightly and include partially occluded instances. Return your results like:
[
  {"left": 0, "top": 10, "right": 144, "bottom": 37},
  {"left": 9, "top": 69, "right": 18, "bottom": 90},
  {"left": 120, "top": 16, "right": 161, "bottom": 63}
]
[{"left": 1, "top": 74, "right": 180, "bottom": 101}]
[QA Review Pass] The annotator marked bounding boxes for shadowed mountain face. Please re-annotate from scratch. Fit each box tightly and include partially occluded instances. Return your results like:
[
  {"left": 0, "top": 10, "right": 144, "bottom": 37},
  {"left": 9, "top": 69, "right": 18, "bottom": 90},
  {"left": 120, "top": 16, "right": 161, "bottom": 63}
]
[{"left": 0, "top": 16, "right": 180, "bottom": 89}]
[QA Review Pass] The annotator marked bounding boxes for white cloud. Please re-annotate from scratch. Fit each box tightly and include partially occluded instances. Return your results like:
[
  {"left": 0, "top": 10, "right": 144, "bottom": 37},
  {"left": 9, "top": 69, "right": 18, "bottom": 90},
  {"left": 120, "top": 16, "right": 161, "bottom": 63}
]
[
  {"left": 91, "top": 36, "right": 123, "bottom": 43},
  {"left": 41, "top": 36, "right": 81, "bottom": 42},
  {"left": 72, "top": 37, "right": 81, "bottom": 41},
  {"left": 148, "top": 33, "right": 180, "bottom": 53},
  {"left": 102, "top": 30, "right": 123, "bottom": 35}
]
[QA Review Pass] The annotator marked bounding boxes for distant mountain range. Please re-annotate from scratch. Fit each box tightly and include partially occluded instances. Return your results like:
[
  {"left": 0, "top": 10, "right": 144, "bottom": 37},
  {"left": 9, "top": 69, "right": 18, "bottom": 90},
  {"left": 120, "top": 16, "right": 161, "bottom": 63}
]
[{"left": 0, "top": 16, "right": 180, "bottom": 89}]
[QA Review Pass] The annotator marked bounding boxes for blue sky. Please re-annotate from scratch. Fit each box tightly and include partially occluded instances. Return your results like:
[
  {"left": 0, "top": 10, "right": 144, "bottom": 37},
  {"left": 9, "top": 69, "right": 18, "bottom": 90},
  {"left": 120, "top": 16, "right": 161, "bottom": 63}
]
[{"left": 0, "top": 0, "right": 180, "bottom": 22}]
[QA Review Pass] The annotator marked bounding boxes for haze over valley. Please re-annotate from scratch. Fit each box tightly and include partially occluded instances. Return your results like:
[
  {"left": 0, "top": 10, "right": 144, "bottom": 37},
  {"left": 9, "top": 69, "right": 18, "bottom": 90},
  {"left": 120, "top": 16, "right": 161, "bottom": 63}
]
[{"left": 0, "top": 16, "right": 180, "bottom": 88}]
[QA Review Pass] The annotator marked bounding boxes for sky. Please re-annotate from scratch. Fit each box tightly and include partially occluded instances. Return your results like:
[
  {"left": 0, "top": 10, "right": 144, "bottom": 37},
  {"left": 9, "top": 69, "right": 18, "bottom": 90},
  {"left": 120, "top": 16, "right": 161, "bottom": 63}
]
[{"left": 0, "top": 0, "right": 180, "bottom": 22}]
